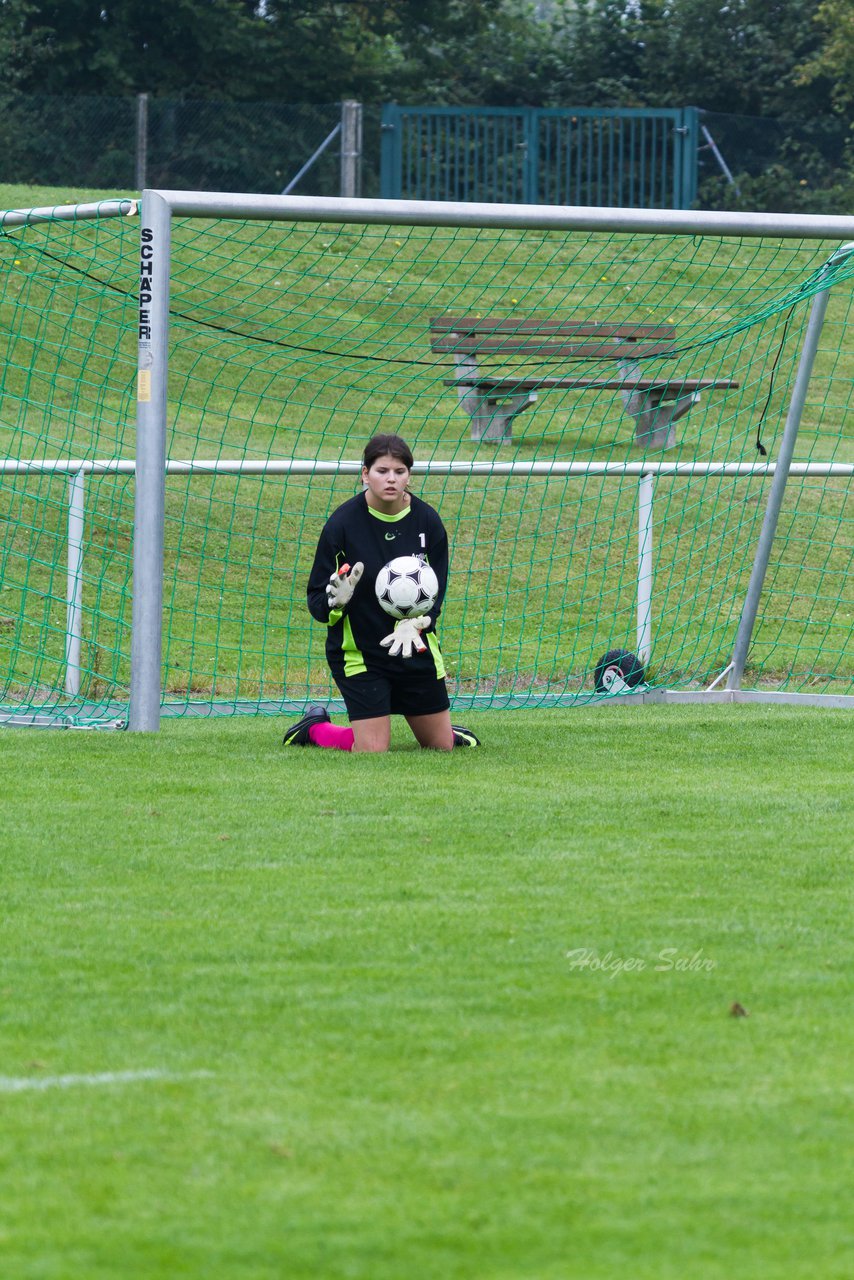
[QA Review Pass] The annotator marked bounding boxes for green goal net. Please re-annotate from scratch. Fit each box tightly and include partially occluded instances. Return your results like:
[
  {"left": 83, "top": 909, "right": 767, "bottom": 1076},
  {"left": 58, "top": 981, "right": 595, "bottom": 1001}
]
[{"left": 1, "top": 198, "right": 853, "bottom": 726}]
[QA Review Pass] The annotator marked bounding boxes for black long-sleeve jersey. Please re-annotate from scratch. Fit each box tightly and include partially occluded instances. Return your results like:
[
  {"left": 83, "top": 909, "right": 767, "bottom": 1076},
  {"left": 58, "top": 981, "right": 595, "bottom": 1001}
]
[{"left": 307, "top": 491, "right": 450, "bottom": 680}]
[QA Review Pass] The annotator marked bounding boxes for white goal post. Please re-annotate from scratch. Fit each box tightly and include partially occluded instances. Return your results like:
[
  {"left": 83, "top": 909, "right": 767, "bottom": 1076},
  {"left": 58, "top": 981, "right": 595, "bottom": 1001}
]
[{"left": 125, "top": 192, "right": 854, "bottom": 729}]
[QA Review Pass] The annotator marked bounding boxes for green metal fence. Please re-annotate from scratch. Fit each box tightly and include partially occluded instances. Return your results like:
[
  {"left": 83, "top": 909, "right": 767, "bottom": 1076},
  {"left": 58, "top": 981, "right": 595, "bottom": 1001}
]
[
  {"left": 380, "top": 105, "right": 700, "bottom": 209},
  {"left": 0, "top": 94, "right": 842, "bottom": 211}
]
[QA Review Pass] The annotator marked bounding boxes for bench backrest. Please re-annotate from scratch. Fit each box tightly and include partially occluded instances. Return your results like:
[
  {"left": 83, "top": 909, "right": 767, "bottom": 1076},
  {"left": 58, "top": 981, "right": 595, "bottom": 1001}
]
[{"left": 430, "top": 315, "right": 678, "bottom": 361}]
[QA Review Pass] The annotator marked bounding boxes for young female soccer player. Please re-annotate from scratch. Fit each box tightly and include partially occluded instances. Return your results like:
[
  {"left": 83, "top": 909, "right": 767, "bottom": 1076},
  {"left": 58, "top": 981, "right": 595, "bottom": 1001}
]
[{"left": 282, "top": 433, "right": 479, "bottom": 753}]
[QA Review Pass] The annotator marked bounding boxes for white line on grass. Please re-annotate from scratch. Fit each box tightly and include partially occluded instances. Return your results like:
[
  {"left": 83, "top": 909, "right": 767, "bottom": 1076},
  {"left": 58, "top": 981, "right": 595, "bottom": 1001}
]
[{"left": 0, "top": 1069, "right": 214, "bottom": 1094}]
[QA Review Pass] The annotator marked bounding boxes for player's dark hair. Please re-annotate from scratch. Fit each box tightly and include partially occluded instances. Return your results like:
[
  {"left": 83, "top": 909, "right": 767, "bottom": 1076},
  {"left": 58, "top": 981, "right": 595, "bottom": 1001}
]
[{"left": 362, "top": 434, "right": 414, "bottom": 472}]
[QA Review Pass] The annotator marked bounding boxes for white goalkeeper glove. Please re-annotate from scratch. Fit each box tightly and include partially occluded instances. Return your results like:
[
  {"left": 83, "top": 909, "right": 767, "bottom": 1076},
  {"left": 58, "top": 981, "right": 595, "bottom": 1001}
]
[
  {"left": 326, "top": 561, "right": 364, "bottom": 610},
  {"left": 380, "top": 615, "right": 431, "bottom": 659}
]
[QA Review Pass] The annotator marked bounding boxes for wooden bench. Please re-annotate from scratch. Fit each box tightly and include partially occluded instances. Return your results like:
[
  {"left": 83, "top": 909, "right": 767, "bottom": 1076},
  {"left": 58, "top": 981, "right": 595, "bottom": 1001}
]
[{"left": 429, "top": 316, "right": 738, "bottom": 448}]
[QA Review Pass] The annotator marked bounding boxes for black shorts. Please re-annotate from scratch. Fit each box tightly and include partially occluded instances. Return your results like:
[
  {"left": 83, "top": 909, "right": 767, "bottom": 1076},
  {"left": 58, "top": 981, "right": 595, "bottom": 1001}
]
[{"left": 334, "top": 667, "right": 450, "bottom": 722}]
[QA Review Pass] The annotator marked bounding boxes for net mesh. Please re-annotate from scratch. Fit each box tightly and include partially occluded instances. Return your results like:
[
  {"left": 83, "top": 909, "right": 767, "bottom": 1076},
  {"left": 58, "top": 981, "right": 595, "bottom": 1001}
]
[{"left": 1, "top": 201, "right": 852, "bottom": 725}]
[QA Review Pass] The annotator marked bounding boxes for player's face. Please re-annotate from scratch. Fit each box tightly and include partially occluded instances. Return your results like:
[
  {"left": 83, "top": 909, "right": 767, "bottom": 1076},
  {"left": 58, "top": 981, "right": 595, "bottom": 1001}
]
[{"left": 362, "top": 454, "right": 411, "bottom": 512}]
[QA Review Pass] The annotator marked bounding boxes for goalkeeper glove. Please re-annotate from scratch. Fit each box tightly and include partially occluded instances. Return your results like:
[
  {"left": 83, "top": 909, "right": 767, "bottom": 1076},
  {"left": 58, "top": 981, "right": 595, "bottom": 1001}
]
[
  {"left": 326, "top": 561, "right": 364, "bottom": 610},
  {"left": 380, "top": 615, "right": 431, "bottom": 659}
]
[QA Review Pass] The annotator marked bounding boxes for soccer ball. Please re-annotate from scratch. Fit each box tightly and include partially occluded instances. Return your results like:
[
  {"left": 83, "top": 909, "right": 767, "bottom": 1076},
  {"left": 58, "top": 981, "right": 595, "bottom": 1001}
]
[{"left": 375, "top": 555, "right": 439, "bottom": 619}]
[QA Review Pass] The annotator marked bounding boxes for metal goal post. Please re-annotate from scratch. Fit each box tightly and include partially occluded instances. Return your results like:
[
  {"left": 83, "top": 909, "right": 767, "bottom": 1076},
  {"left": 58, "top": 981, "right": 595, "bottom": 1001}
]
[{"left": 127, "top": 193, "right": 853, "bottom": 726}]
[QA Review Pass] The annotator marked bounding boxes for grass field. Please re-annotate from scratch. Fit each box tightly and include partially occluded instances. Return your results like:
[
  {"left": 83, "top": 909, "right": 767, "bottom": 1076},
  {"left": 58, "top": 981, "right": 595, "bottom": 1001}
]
[
  {"left": 2, "top": 706, "right": 852, "bottom": 1279},
  {"left": 1, "top": 187, "right": 853, "bottom": 1274}
]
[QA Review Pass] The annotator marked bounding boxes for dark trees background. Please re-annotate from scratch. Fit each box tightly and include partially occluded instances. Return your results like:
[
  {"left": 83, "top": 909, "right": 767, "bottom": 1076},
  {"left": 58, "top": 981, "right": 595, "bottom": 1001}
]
[{"left": 0, "top": 0, "right": 850, "bottom": 209}]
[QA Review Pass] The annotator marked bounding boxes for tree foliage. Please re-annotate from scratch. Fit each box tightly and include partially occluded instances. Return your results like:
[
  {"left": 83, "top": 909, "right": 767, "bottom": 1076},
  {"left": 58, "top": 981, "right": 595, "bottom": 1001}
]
[
  {"left": 0, "top": 0, "right": 844, "bottom": 118},
  {"left": 540, "top": 0, "right": 834, "bottom": 118},
  {"left": 796, "top": 0, "right": 854, "bottom": 109},
  {"left": 0, "top": 0, "right": 264, "bottom": 97}
]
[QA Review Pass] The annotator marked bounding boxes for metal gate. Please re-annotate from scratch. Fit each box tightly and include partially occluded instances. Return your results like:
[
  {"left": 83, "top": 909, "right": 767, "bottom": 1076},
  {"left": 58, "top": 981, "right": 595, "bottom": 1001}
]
[{"left": 380, "top": 105, "right": 699, "bottom": 209}]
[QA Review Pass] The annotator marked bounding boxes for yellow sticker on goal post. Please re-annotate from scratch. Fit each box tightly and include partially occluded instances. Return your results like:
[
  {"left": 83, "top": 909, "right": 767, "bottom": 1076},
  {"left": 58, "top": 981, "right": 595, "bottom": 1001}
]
[{"left": 137, "top": 370, "right": 151, "bottom": 402}]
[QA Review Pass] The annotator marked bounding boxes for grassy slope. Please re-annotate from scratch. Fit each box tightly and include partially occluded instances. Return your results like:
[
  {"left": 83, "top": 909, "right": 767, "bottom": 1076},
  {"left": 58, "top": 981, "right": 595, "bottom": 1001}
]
[
  {"left": 1, "top": 706, "right": 853, "bottom": 1279},
  {"left": 0, "top": 184, "right": 133, "bottom": 208}
]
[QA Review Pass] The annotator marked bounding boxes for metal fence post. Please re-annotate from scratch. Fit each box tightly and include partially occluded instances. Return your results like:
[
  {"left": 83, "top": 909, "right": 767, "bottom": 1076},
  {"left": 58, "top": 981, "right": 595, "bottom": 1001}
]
[
  {"left": 379, "top": 104, "right": 400, "bottom": 199},
  {"left": 675, "top": 106, "right": 699, "bottom": 209},
  {"left": 340, "top": 100, "right": 363, "bottom": 199},
  {"left": 523, "top": 109, "right": 538, "bottom": 204},
  {"left": 135, "top": 93, "right": 149, "bottom": 190}
]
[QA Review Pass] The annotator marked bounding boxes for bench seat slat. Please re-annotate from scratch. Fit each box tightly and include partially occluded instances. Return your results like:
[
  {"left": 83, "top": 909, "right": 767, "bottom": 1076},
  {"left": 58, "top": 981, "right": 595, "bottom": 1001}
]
[
  {"left": 445, "top": 376, "right": 739, "bottom": 393},
  {"left": 432, "top": 337, "right": 680, "bottom": 359},
  {"left": 430, "top": 316, "right": 677, "bottom": 340}
]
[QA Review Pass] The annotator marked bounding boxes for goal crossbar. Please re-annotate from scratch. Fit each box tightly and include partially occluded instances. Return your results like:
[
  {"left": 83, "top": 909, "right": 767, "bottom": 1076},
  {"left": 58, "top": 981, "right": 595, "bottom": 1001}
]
[{"left": 3, "top": 460, "right": 853, "bottom": 478}]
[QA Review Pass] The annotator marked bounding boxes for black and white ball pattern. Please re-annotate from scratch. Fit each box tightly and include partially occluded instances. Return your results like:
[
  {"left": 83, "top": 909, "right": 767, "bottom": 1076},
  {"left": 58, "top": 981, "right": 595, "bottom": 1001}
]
[{"left": 375, "top": 555, "right": 439, "bottom": 619}]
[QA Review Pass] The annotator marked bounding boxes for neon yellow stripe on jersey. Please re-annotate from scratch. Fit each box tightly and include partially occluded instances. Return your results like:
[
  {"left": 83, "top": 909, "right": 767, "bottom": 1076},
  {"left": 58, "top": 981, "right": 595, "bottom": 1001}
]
[
  {"left": 342, "top": 616, "right": 367, "bottom": 676},
  {"left": 426, "top": 632, "right": 446, "bottom": 680},
  {"left": 367, "top": 505, "right": 410, "bottom": 523}
]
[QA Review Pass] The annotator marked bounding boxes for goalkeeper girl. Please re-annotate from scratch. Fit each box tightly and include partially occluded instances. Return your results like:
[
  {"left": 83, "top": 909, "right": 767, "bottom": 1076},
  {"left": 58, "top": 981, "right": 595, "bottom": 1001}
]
[{"left": 282, "top": 433, "right": 479, "bottom": 753}]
